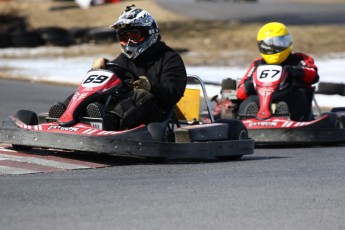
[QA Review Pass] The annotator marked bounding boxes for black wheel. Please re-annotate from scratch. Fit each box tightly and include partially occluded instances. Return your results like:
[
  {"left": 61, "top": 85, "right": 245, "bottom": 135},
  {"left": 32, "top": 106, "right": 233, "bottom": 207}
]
[
  {"left": 317, "top": 82, "right": 344, "bottom": 96},
  {"left": 12, "top": 110, "right": 38, "bottom": 151},
  {"left": 0, "top": 32, "right": 13, "bottom": 48},
  {"left": 215, "top": 119, "right": 248, "bottom": 160},
  {"left": 69, "top": 27, "right": 90, "bottom": 44},
  {"left": 238, "top": 95, "right": 259, "bottom": 116},
  {"left": 221, "top": 119, "right": 248, "bottom": 140},
  {"left": 34, "top": 27, "right": 73, "bottom": 46},
  {"left": 320, "top": 112, "right": 340, "bottom": 128},
  {"left": 0, "top": 15, "right": 27, "bottom": 34},
  {"left": 338, "top": 115, "right": 345, "bottom": 128},
  {"left": 88, "top": 27, "right": 117, "bottom": 44},
  {"left": 10, "top": 31, "right": 45, "bottom": 47}
]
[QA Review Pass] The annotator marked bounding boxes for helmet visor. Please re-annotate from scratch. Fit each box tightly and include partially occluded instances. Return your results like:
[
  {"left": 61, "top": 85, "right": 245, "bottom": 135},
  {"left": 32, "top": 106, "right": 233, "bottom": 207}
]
[
  {"left": 258, "top": 34, "right": 292, "bottom": 55},
  {"left": 119, "top": 29, "right": 146, "bottom": 46}
]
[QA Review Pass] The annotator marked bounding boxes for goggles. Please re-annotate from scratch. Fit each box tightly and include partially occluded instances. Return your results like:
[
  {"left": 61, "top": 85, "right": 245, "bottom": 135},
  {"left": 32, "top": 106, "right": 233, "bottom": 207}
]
[
  {"left": 118, "top": 29, "right": 146, "bottom": 46},
  {"left": 258, "top": 34, "right": 292, "bottom": 55}
]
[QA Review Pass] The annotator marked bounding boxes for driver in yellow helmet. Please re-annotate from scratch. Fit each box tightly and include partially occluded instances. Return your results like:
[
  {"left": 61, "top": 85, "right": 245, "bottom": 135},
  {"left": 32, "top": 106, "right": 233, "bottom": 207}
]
[{"left": 236, "top": 22, "right": 319, "bottom": 121}]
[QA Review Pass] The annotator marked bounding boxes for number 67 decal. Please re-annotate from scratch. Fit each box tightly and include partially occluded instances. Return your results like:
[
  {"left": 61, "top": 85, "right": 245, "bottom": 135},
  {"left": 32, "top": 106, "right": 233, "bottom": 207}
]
[{"left": 256, "top": 65, "right": 283, "bottom": 82}]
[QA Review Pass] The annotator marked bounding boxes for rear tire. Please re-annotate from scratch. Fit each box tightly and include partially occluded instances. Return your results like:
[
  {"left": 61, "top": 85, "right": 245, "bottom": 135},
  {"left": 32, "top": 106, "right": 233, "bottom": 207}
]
[{"left": 215, "top": 119, "right": 248, "bottom": 160}]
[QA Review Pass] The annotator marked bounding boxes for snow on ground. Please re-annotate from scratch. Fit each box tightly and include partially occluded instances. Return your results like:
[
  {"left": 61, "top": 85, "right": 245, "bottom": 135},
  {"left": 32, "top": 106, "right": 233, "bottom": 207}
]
[{"left": 0, "top": 50, "right": 345, "bottom": 107}]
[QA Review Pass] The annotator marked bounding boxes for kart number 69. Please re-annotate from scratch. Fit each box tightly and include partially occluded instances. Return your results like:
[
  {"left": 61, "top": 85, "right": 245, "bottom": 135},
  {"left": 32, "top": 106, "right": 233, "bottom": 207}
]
[{"left": 81, "top": 70, "right": 113, "bottom": 87}]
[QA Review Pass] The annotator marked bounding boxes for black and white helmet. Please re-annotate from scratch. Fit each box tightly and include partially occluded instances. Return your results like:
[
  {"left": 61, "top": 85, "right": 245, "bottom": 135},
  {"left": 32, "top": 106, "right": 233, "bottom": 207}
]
[{"left": 110, "top": 5, "right": 159, "bottom": 60}]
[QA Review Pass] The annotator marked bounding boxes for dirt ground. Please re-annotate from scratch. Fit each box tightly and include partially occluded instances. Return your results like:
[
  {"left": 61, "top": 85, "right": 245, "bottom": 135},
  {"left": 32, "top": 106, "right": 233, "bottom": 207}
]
[{"left": 1, "top": 0, "right": 345, "bottom": 66}]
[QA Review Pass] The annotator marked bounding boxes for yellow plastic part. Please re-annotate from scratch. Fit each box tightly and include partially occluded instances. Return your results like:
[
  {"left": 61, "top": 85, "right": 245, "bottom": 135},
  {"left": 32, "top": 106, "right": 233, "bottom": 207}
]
[{"left": 176, "top": 88, "right": 201, "bottom": 121}]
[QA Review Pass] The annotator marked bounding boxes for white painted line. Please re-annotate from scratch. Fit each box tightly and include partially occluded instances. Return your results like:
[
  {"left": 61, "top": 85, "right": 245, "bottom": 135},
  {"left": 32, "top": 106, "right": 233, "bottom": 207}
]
[
  {"left": 0, "top": 154, "right": 90, "bottom": 170},
  {"left": 0, "top": 166, "right": 38, "bottom": 175}
]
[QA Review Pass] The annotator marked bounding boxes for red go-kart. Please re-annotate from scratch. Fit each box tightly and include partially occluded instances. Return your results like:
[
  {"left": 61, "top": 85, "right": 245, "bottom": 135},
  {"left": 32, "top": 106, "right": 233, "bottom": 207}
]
[
  {"left": 0, "top": 62, "right": 254, "bottom": 160},
  {"left": 210, "top": 65, "right": 345, "bottom": 147}
]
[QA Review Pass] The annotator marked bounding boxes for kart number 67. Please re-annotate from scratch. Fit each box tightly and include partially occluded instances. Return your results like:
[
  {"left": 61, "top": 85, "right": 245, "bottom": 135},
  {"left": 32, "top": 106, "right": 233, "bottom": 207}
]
[{"left": 256, "top": 65, "right": 283, "bottom": 83}]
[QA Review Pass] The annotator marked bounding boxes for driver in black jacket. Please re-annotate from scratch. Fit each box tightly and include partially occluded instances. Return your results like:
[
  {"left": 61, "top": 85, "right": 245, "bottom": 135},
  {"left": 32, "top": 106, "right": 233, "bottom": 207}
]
[{"left": 49, "top": 5, "right": 187, "bottom": 130}]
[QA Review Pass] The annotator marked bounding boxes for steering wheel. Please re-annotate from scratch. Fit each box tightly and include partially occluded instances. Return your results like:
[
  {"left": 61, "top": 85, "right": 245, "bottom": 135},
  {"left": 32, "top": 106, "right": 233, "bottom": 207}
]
[{"left": 105, "top": 61, "right": 139, "bottom": 83}]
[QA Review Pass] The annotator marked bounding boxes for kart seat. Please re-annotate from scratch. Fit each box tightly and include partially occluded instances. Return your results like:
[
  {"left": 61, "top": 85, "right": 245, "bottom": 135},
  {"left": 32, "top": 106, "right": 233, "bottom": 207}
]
[
  {"left": 148, "top": 87, "right": 201, "bottom": 142},
  {"left": 175, "top": 88, "right": 201, "bottom": 123}
]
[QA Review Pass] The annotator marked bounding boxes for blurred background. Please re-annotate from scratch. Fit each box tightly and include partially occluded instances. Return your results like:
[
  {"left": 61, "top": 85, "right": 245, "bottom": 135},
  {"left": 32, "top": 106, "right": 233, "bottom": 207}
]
[{"left": 0, "top": 0, "right": 344, "bottom": 80}]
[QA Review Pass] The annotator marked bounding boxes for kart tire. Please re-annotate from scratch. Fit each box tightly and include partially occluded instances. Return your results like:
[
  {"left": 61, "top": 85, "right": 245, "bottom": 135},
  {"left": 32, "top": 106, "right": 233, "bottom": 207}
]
[
  {"left": 88, "top": 27, "right": 117, "bottom": 44},
  {"left": 329, "top": 108, "right": 345, "bottom": 128},
  {"left": 320, "top": 112, "right": 340, "bottom": 128},
  {"left": 33, "top": 27, "right": 73, "bottom": 46},
  {"left": 215, "top": 119, "right": 248, "bottom": 160},
  {"left": 0, "top": 32, "right": 12, "bottom": 48},
  {"left": 12, "top": 110, "right": 38, "bottom": 151},
  {"left": 339, "top": 115, "right": 345, "bottom": 129},
  {"left": 69, "top": 27, "right": 90, "bottom": 44},
  {"left": 317, "top": 82, "right": 344, "bottom": 96},
  {"left": 10, "top": 31, "right": 45, "bottom": 47},
  {"left": 216, "top": 118, "right": 248, "bottom": 140}
]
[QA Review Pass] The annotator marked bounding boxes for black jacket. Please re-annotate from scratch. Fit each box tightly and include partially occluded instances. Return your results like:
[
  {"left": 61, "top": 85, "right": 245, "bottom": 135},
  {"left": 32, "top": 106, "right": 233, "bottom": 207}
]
[{"left": 110, "top": 40, "right": 187, "bottom": 112}]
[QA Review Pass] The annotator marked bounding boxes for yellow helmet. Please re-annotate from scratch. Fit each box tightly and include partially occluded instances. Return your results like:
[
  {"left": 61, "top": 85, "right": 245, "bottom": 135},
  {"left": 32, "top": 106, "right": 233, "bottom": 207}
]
[{"left": 257, "top": 22, "right": 292, "bottom": 64}]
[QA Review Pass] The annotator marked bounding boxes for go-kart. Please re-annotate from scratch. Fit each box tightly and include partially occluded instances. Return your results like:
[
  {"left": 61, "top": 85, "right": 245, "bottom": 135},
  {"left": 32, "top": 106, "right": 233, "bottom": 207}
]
[
  {"left": 209, "top": 65, "right": 345, "bottom": 147},
  {"left": 0, "top": 62, "right": 254, "bottom": 160}
]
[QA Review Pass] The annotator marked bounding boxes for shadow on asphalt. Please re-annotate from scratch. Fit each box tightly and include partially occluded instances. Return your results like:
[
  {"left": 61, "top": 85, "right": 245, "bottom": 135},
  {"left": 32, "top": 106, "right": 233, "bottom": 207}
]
[{"left": 5, "top": 145, "right": 289, "bottom": 166}]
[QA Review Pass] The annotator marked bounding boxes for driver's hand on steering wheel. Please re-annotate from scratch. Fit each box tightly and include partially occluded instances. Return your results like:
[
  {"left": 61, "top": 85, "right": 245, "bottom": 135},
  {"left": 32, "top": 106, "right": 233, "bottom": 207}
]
[
  {"left": 132, "top": 76, "right": 151, "bottom": 92},
  {"left": 284, "top": 65, "right": 304, "bottom": 82},
  {"left": 92, "top": 58, "right": 109, "bottom": 69}
]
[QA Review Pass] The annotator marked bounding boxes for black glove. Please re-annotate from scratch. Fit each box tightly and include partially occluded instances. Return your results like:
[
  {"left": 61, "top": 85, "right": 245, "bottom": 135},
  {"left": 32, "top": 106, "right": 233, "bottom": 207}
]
[
  {"left": 244, "top": 78, "right": 255, "bottom": 95},
  {"left": 132, "top": 76, "right": 151, "bottom": 91},
  {"left": 284, "top": 65, "right": 304, "bottom": 82}
]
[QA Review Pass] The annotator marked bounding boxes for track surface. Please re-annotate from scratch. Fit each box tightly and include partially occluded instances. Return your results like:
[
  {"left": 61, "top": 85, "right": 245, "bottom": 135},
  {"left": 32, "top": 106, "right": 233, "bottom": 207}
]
[
  {"left": 1, "top": 78, "right": 345, "bottom": 229},
  {"left": 155, "top": 0, "right": 345, "bottom": 24},
  {"left": 1, "top": 1, "right": 345, "bottom": 228}
]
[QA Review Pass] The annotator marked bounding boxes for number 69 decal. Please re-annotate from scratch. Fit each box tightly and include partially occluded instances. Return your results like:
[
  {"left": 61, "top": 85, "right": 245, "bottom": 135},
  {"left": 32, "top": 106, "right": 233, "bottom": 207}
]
[
  {"left": 81, "top": 70, "right": 113, "bottom": 87},
  {"left": 256, "top": 65, "right": 283, "bottom": 83}
]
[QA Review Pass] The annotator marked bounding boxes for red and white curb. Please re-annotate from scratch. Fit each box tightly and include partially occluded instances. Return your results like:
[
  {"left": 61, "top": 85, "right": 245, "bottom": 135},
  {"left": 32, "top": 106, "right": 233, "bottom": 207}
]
[{"left": 0, "top": 144, "right": 109, "bottom": 176}]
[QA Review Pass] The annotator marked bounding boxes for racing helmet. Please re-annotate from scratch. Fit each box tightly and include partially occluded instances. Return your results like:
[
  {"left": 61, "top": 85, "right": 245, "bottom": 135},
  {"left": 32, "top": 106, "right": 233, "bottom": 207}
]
[
  {"left": 110, "top": 5, "right": 159, "bottom": 60},
  {"left": 257, "top": 22, "right": 292, "bottom": 64}
]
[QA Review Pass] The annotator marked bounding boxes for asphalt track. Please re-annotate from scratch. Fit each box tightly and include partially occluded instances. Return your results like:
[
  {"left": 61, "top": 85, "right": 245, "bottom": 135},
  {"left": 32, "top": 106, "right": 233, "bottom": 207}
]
[
  {"left": 155, "top": 0, "right": 345, "bottom": 24},
  {"left": 1, "top": 1, "right": 345, "bottom": 229},
  {"left": 1, "top": 77, "right": 345, "bottom": 230}
]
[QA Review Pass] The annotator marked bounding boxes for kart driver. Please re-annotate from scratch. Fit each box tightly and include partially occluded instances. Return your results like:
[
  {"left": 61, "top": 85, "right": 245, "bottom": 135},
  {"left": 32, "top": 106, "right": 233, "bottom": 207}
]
[
  {"left": 236, "top": 22, "right": 319, "bottom": 121},
  {"left": 49, "top": 5, "right": 187, "bottom": 130}
]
